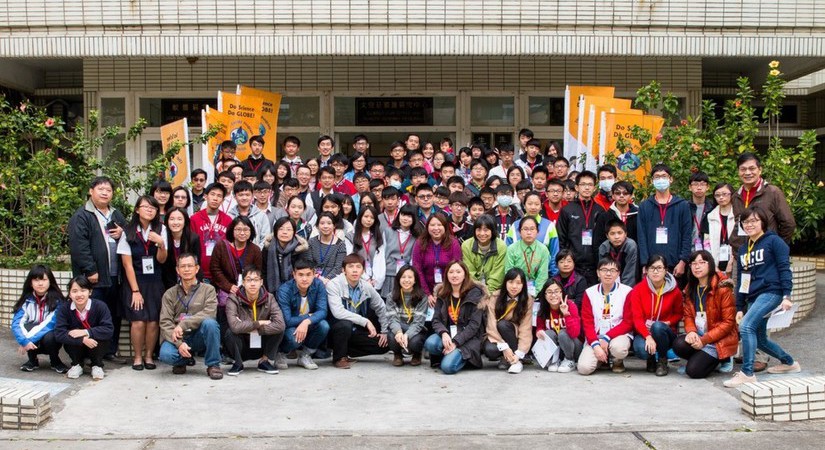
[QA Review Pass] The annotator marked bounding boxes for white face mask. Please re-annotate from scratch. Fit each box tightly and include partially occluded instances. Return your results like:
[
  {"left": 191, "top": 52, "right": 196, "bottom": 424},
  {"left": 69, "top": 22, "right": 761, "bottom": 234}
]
[
  {"left": 497, "top": 195, "right": 513, "bottom": 207},
  {"left": 599, "top": 179, "right": 615, "bottom": 192},
  {"left": 653, "top": 178, "right": 671, "bottom": 192}
]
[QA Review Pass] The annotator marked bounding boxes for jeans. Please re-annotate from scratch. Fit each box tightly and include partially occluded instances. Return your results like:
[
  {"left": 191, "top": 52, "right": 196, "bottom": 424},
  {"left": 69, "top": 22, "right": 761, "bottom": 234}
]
[
  {"left": 280, "top": 320, "right": 330, "bottom": 354},
  {"left": 633, "top": 321, "right": 677, "bottom": 360},
  {"left": 424, "top": 333, "right": 465, "bottom": 375},
  {"left": 223, "top": 328, "right": 283, "bottom": 362},
  {"left": 93, "top": 279, "right": 121, "bottom": 357},
  {"left": 159, "top": 318, "right": 221, "bottom": 368},
  {"left": 483, "top": 320, "right": 518, "bottom": 360},
  {"left": 740, "top": 292, "right": 794, "bottom": 376}
]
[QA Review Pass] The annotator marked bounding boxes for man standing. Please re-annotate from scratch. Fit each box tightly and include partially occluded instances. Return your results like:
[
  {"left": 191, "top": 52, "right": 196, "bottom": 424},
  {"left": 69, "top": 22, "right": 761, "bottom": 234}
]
[
  {"left": 557, "top": 171, "right": 607, "bottom": 285},
  {"left": 190, "top": 169, "right": 208, "bottom": 212},
  {"left": 158, "top": 253, "right": 223, "bottom": 379},
  {"left": 316, "top": 135, "right": 335, "bottom": 168},
  {"left": 189, "top": 183, "right": 233, "bottom": 283},
  {"left": 281, "top": 135, "right": 303, "bottom": 177},
  {"left": 239, "top": 136, "right": 273, "bottom": 177},
  {"left": 68, "top": 176, "right": 127, "bottom": 364}
]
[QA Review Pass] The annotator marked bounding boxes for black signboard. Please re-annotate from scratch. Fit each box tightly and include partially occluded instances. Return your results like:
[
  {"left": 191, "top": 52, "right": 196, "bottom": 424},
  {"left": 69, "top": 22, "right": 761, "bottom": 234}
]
[
  {"left": 161, "top": 98, "right": 218, "bottom": 125},
  {"left": 356, "top": 97, "right": 433, "bottom": 126}
]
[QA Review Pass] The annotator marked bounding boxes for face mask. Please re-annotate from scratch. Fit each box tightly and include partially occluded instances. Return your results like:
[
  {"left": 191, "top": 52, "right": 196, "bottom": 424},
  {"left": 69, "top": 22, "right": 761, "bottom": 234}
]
[
  {"left": 497, "top": 195, "right": 513, "bottom": 207},
  {"left": 390, "top": 180, "right": 402, "bottom": 190},
  {"left": 652, "top": 178, "right": 671, "bottom": 192},
  {"left": 599, "top": 179, "right": 615, "bottom": 192}
]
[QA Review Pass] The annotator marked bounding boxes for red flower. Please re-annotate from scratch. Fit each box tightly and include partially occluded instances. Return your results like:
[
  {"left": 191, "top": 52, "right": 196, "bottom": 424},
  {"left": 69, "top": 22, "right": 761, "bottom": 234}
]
[
  {"left": 691, "top": 143, "right": 701, "bottom": 151},
  {"left": 680, "top": 119, "right": 688, "bottom": 126},
  {"left": 655, "top": 133, "right": 663, "bottom": 141},
  {"left": 734, "top": 100, "right": 742, "bottom": 108},
  {"left": 703, "top": 151, "right": 710, "bottom": 157},
  {"left": 44, "top": 118, "right": 55, "bottom": 127},
  {"left": 690, "top": 166, "right": 699, "bottom": 174},
  {"left": 57, "top": 158, "right": 66, "bottom": 165}
]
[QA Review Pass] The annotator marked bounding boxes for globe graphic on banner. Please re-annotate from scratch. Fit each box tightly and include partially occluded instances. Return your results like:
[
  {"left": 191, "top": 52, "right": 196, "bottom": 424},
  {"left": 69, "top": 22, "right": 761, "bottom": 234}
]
[
  {"left": 617, "top": 151, "right": 641, "bottom": 172},
  {"left": 231, "top": 127, "right": 249, "bottom": 145},
  {"left": 169, "top": 162, "right": 178, "bottom": 179},
  {"left": 259, "top": 124, "right": 266, "bottom": 136}
]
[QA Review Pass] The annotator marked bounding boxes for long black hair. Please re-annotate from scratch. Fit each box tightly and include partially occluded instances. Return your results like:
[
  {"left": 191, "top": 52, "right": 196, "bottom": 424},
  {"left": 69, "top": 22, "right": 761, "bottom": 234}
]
[
  {"left": 494, "top": 268, "right": 530, "bottom": 324},
  {"left": 392, "top": 265, "right": 425, "bottom": 308},
  {"left": 126, "top": 195, "right": 162, "bottom": 244},
  {"left": 353, "top": 206, "right": 383, "bottom": 252},
  {"left": 319, "top": 194, "right": 345, "bottom": 230},
  {"left": 391, "top": 203, "right": 424, "bottom": 238},
  {"left": 13, "top": 265, "right": 63, "bottom": 313},
  {"left": 685, "top": 250, "right": 719, "bottom": 298},
  {"left": 164, "top": 207, "right": 198, "bottom": 255},
  {"left": 149, "top": 180, "right": 174, "bottom": 212}
]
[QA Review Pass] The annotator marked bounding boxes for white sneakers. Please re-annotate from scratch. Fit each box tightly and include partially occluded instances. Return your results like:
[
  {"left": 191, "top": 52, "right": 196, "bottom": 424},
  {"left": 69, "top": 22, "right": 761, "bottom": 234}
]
[
  {"left": 297, "top": 351, "right": 318, "bottom": 370},
  {"left": 508, "top": 361, "right": 523, "bottom": 374},
  {"left": 547, "top": 361, "right": 560, "bottom": 372},
  {"left": 66, "top": 364, "right": 83, "bottom": 379},
  {"left": 91, "top": 366, "right": 105, "bottom": 380},
  {"left": 723, "top": 371, "right": 757, "bottom": 388},
  {"left": 557, "top": 359, "right": 576, "bottom": 373}
]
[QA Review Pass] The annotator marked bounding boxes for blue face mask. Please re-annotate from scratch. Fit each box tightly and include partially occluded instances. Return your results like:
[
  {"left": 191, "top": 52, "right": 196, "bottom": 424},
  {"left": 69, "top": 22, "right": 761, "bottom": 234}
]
[
  {"left": 652, "top": 178, "right": 671, "bottom": 192},
  {"left": 497, "top": 195, "right": 513, "bottom": 207}
]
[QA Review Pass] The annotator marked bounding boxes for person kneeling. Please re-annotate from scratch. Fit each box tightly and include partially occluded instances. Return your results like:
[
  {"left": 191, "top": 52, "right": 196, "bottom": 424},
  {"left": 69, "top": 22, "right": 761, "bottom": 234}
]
[
  {"left": 386, "top": 265, "right": 429, "bottom": 367},
  {"left": 578, "top": 258, "right": 634, "bottom": 375},
  {"left": 225, "top": 266, "right": 285, "bottom": 376},
  {"left": 327, "top": 254, "right": 390, "bottom": 369},
  {"left": 673, "top": 251, "right": 738, "bottom": 378},
  {"left": 277, "top": 258, "right": 330, "bottom": 370},
  {"left": 55, "top": 276, "right": 114, "bottom": 380},
  {"left": 484, "top": 268, "right": 534, "bottom": 374},
  {"left": 158, "top": 253, "right": 223, "bottom": 380},
  {"left": 536, "top": 279, "right": 583, "bottom": 373},
  {"left": 424, "top": 261, "right": 486, "bottom": 375}
]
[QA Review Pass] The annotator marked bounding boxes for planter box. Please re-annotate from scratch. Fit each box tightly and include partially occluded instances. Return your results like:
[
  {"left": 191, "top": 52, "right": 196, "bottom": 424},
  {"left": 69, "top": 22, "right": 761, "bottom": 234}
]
[{"left": 791, "top": 255, "right": 825, "bottom": 271}]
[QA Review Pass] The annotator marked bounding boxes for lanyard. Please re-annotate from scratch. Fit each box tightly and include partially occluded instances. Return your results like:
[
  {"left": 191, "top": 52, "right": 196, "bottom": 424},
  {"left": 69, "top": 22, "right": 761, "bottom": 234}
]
[
  {"left": 176, "top": 284, "right": 200, "bottom": 312},
  {"left": 599, "top": 282, "right": 617, "bottom": 315},
  {"left": 362, "top": 233, "right": 372, "bottom": 256},
  {"left": 657, "top": 195, "right": 672, "bottom": 226},
  {"left": 692, "top": 214, "right": 702, "bottom": 234},
  {"left": 206, "top": 212, "right": 220, "bottom": 241},
  {"left": 579, "top": 200, "right": 594, "bottom": 229},
  {"left": 137, "top": 227, "right": 152, "bottom": 255},
  {"left": 745, "top": 238, "right": 757, "bottom": 267},
  {"left": 498, "top": 299, "right": 518, "bottom": 321},
  {"left": 743, "top": 179, "right": 762, "bottom": 208},
  {"left": 695, "top": 286, "right": 708, "bottom": 313},
  {"left": 95, "top": 207, "right": 112, "bottom": 229},
  {"left": 318, "top": 236, "right": 334, "bottom": 264},
  {"left": 499, "top": 212, "right": 508, "bottom": 238},
  {"left": 522, "top": 244, "right": 537, "bottom": 279},
  {"left": 551, "top": 310, "right": 562, "bottom": 333},
  {"left": 398, "top": 230, "right": 412, "bottom": 254},
  {"left": 433, "top": 243, "right": 442, "bottom": 266},
  {"left": 449, "top": 295, "right": 461, "bottom": 324},
  {"left": 609, "top": 244, "right": 624, "bottom": 264},
  {"left": 347, "top": 285, "right": 363, "bottom": 311},
  {"left": 385, "top": 210, "right": 398, "bottom": 225},
  {"left": 719, "top": 212, "right": 729, "bottom": 244},
  {"left": 651, "top": 283, "right": 665, "bottom": 320},
  {"left": 558, "top": 272, "right": 576, "bottom": 289},
  {"left": 231, "top": 243, "right": 248, "bottom": 274},
  {"left": 248, "top": 158, "right": 264, "bottom": 173},
  {"left": 74, "top": 309, "right": 91, "bottom": 330},
  {"left": 401, "top": 291, "right": 413, "bottom": 323},
  {"left": 34, "top": 295, "right": 46, "bottom": 322}
]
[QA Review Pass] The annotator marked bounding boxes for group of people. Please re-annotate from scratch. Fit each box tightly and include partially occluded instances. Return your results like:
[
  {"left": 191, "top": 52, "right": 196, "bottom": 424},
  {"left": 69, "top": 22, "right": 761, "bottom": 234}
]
[{"left": 11, "top": 130, "right": 800, "bottom": 387}]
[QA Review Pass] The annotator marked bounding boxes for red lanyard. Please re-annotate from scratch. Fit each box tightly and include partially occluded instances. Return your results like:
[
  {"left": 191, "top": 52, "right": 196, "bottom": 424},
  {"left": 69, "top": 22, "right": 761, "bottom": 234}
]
[
  {"left": 657, "top": 195, "right": 672, "bottom": 226},
  {"left": 137, "top": 228, "right": 152, "bottom": 255},
  {"left": 248, "top": 159, "right": 264, "bottom": 173},
  {"left": 719, "top": 212, "right": 729, "bottom": 243},
  {"left": 398, "top": 231, "right": 412, "bottom": 254},
  {"left": 385, "top": 210, "right": 398, "bottom": 225},
  {"left": 362, "top": 233, "right": 372, "bottom": 255},
  {"left": 580, "top": 200, "right": 594, "bottom": 229},
  {"left": 609, "top": 244, "right": 624, "bottom": 263},
  {"left": 693, "top": 214, "right": 702, "bottom": 234},
  {"left": 35, "top": 295, "right": 46, "bottom": 322},
  {"left": 75, "top": 309, "right": 91, "bottom": 330}
]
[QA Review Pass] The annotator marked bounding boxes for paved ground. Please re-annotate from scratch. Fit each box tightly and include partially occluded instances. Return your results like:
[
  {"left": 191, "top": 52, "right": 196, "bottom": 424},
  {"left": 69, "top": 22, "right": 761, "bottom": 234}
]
[{"left": 1, "top": 274, "right": 824, "bottom": 448}]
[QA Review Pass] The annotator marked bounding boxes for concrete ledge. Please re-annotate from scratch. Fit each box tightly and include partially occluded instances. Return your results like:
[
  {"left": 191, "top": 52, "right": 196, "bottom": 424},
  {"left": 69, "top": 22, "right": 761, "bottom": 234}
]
[
  {"left": 0, "top": 387, "right": 51, "bottom": 430},
  {"left": 739, "top": 377, "right": 825, "bottom": 421}
]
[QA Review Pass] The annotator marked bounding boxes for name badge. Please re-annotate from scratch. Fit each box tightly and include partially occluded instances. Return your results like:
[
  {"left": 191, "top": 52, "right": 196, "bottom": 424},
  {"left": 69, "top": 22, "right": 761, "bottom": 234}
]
[
  {"left": 426, "top": 306, "right": 434, "bottom": 321},
  {"left": 249, "top": 330, "right": 262, "bottom": 349},
  {"left": 598, "top": 319, "right": 611, "bottom": 334},
  {"left": 205, "top": 240, "right": 216, "bottom": 256},
  {"left": 237, "top": 274, "right": 243, "bottom": 286},
  {"left": 695, "top": 311, "right": 707, "bottom": 334},
  {"left": 527, "top": 280, "right": 537, "bottom": 297},
  {"left": 718, "top": 244, "right": 731, "bottom": 262},
  {"left": 739, "top": 273, "right": 751, "bottom": 294},
  {"left": 142, "top": 257, "right": 155, "bottom": 275},
  {"left": 178, "top": 313, "right": 191, "bottom": 323},
  {"left": 693, "top": 238, "right": 704, "bottom": 251},
  {"left": 656, "top": 227, "right": 668, "bottom": 244},
  {"left": 434, "top": 268, "right": 443, "bottom": 284},
  {"left": 531, "top": 301, "right": 540, "bottom": 327},
  {"left": 645, "top": 319, "right": 654, "bottom": 329},
  {"left": 581, "top": 230, "right": 593, "bottom": 246},
  {"left": 450, "top": 325, "right": 458, "bottom": 338},
  {"left": 396, "top": 260, "right": 405, "bottom": 274},
  {"left": 316, "top": 268, "right": 324, "bottom": 278}
]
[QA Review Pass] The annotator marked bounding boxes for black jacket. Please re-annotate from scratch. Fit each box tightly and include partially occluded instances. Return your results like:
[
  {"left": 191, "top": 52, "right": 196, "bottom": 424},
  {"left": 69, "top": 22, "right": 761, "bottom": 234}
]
[
  {"left": 55, "top": 299, "right": 114, "bottom": 346},
  {"left": 68, "top": 200, "right": 127, "bottom": 288},
  {"left": 598, "top": 203, "right": 639, "bottom": 244},
  {"left": 557, "top": 199, "right": 607, "bottom": 272},
  {"left": 432, "top": 285, "right": 486, "bottom": 368}
]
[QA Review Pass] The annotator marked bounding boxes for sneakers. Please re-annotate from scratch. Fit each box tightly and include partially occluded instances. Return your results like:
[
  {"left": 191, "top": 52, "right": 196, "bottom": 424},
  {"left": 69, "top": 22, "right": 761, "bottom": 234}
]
[
  {"left": 718, "top": 358, "right": 734, "bottom": 373},
  {"left": 172, "top": 365, "right": 187, "bottom": 375},
  {"left": 257, "top": 360, "right": 279, "bottom": 374},
  {"left": 20, "top": 360, "right": 39, "bottom": 372},
  {"left": 410, "top": 353, "right": 422, "bottom": 366},
  {"left": 655, "top": 359, "right": 669, "bottom": 377},
  {"left": 547, "top": 361, "right": 560, "bottom": 372},
  {"left": 51, "top": 361, "right": 69, "bottom": 374},
  {"left": 206, "top": 366, "right": 224, "bottom": 380},
  {"left": 723, "top": 371, "right": 757, "bottom": 388},
  {"left": 274, "top": 352, "right": 289, "bottom": 370},
  {"left": 392, "top": 352, "right": 404, "bottom": 367},
  {"left": 508, "top": 361, "right": 523, "bottom": 374},
  {"left": 91, "top": 366, "right": 105, "bottom": 380},
  {"left": 611, "top": 359, "right": 626, "bottom": 373},
  {"left": 557, "top": 359, "right": 576, "bottom": 373},
  {"left": 333, "top": 358, "right": 351, "bottom": 369},
  {"left": 667, "top": 349, "right": 680, "bottom": 363},
  {"left": 766, "top": 362, "right": 801, "bottom": 374},
  {"left": 66, "top": 364, "right": 83, "bottom": 379},
  {"left": 297, "top": 351, "right": 318, "bottom": 370},
  {"left": 227, "top": 363, "right": 244, "bottom": 376},
  {"left": 646, "top": 356, "right": 657, "bottom": 373}
]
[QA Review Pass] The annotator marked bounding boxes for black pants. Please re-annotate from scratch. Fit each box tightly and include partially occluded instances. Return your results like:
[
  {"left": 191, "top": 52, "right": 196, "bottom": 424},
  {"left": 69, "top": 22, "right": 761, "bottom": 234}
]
[
  {"left": 25, "top": 330, "right": 63, "bottom": 365},
  {"left": 672, "top": 334, "right": 720, "bottom": 379},
  {"left": 64, "top": 341, "right": 109, "bottom": 367},
  {"left": 93, "top": 279, "right": 121, "bottom": 357},
  {"left": 484, "top": 320, "right": 518, "bottom": 360},
  {"left": 329, "top": 320, "right": 389, "bottom": 362},
  {"left": 223, "top": 328, "right": 283, "bottom": 362},
  {"left": 387, "top": 322, "right": 426, "bottom": 355}
]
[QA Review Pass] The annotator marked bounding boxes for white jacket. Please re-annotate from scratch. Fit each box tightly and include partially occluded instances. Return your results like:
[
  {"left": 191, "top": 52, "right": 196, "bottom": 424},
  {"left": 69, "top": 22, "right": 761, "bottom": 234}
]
[{"left": 703, "top": 205, "right": 736, "bottom": 267}]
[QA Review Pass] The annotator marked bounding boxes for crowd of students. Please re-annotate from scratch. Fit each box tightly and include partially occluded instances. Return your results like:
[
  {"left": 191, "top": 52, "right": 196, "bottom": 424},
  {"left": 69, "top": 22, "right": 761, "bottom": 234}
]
[{"left": 11, "top": 130, "right": 800, "bottom": 387}]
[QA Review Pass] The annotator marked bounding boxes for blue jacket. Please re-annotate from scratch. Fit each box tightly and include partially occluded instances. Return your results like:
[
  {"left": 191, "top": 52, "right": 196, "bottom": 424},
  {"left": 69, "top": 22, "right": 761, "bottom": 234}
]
[
  {"left": 277, "top": 278, "right": 328, "bottom": 328},
  {"left": 637, "top": 194, "right": 692, "bottom": 268},
  {"left": 11, "top": 296, "right": 60, "bottom": 346},
  {"left": 735, "top": 231, "right": 792, "bottom": 311}
]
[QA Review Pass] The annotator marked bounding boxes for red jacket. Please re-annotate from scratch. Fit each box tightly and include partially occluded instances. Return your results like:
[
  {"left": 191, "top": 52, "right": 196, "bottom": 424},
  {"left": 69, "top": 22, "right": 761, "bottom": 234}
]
[
  {"left": 536, "top": 302, "right": 581, "bottom": 340},
  {"left": 593, "top": 191, "right": 612, "bottom": 211},
  {"left": 629, "top": 277, "right": 683, "bottom": 337}
]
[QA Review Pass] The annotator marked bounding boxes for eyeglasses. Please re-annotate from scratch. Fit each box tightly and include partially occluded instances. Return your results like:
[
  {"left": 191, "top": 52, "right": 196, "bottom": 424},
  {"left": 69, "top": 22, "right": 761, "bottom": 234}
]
[
  {"left": 244, "top": 277, "right": 262, "bottom": 282},
  {"left": 690, "top": 260, "right": 709, "bottom": 267},
  {"left": 648, "top": 266, "right": 666, "bottom": 273},
  {"left": 234, "top": 227, "right": 251, "bottom": 233},
  {"left": 554, "top": 164, "right": 569, "bottom": 169},
  {"left": 714, "top": 192, "right": 731, "bottom": 198},
  {"left": 598, "top": 268, "right": 619, "bottom": 274},
  {"left": 177, "top": 264, "right": 197, "bottom": 269},
  {"left": 545, "top": 289, "right": 563, "bottom": 296},
  {"left": 742, "top": 218, "right": 761, "bottom": 225},
  {"left": 139, "top": 205, "right": 157, "bottom": 210},
  {"left": 417, "top": 194, "right": 433, "bottom": 200},
  {"left": 547, "top": 189, "right": 563, "bottom": 194},
  {"left": 652, "top": 175, "right": 670, "bottom": 180},
  {"left": 173, "top": 195, "right": 188, "bottom": 200}
]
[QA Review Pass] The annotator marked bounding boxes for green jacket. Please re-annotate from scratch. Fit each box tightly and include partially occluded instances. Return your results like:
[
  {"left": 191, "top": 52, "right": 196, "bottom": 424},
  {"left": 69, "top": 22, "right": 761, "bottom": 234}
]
[
  {"left": 461, "top": 237, "right": 507, "bottom": 292},
  {"left": 505, "top": 239, "right": 550, "bottom": 290}
]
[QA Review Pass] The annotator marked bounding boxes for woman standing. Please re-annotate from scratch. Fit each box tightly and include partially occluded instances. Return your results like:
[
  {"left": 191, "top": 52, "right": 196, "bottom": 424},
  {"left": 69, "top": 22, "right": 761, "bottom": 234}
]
[
  {"left": 536, "top": 278, "right": 583, "bottom": 373},
  {"left": 118, "top": 195, "right": 168, "bottom": 371},
  {"left": 386, "top": 265, "right": 429, "bottom": 366},
  {"left": 265, "top": 216, "right": 309, "bottom": 294},
  {"left": 724, "top": 207, "right": 799, "bottom": 387},
  {"left": 412, "top": 213, "right": 463, "bottom": 308},
  {"left": 424, "top": 261, "right": 486, "bottom": 375},
  {"left": 161, "top": 207, "right": 201, "bottom": 289},
  {"left": 285, "top": 196, "right": 313, "bottom": 240},
  {"left": 629, "top": 255, "right": 683, "bottom": 376},
  {"left": 673, "top": 250, "right": 738, "bottom": 379},
  {"left": 701, "top": 183, "right": 736, "bottom": 274},
  {"left": 461, "top": 215, "right": 507, "bottom": 294},
  {"left": 11, "top": 265, "right": 67, "bottom": 373},
  {"left": 381, "top": 204, "right": 422, "bottom": 299},
  {"left": 308, "top": 212, "right": 347, "bottom": 284},
  {"left": 171, "top": 186, "right": 193, "bottom": 215},
  {"left": 483, "top": 268, "right": 534, "bottom": 374},
  {"left": 149, "top": 180, "right": 173, "bottom": 222},
  {"left": 352, "top": 206, "right": 386, "bottom": 291}
]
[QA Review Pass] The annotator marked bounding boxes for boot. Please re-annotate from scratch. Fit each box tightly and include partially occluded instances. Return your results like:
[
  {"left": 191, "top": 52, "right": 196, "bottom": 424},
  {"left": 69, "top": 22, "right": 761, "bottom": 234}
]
[
  {"left": 392, "top": 352, "right": 404, "bottom": 367},
  {"left": 646, "top": 356, "right": 657, "bottom": 373},
  {"left": 410, "top": 353, "right": 422, "bottom": 366},
  {"left": 655, "top": 358, "right": 669, "bottom": 377}
]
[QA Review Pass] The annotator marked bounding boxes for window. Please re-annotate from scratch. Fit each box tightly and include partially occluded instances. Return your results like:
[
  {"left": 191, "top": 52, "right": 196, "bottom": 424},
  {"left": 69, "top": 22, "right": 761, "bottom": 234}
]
[
  {"left": 470, "top": 97, "right": 514, "bottom": 127},
  {"left": 279, "top": 97, "right": 320, "bottom": 127},
  {"left": 101, "top": 98, "right": 126, "bottom": 128},
  {"left": 334, "top": 97, "right": 456, "bottom": 127},
  {"left": 528, "top": 97, "right": 565, "bottom": 126}
]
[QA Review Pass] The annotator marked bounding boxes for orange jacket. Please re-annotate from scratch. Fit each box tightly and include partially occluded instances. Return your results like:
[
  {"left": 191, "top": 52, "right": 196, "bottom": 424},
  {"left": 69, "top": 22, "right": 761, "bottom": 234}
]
[{"left": 682, "top": 272, "right": 739, "bottom": 360}]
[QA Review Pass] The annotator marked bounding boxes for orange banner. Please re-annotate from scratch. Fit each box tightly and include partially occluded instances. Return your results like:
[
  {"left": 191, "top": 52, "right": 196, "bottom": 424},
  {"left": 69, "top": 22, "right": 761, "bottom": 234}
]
[
  {"left": 237, "top": 85, "right": 282, "bottom": 161},
  {"left": 160, "top": 118, "right": 190, "bottom": 187},
  {"left": 201, "top": 106, "right": 230, "bottom": 182},
  {"left": 564, "top": 85, "right": 616, "bottom": 167},
  {"left": 603, "top": 113, "right": 665, "bottom": 182},
  {"left": 217, "top": 91, "right": 265, "bottom": 161},
  {"left": 581, "top": 96, "right": 633, "bottom": 170}
]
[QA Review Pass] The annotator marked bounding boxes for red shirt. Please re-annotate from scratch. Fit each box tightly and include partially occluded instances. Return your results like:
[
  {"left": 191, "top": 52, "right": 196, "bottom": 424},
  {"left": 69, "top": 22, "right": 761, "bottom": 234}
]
[
  {"left": 333, "top": 178, "right": 357, "bottom": 196},
  {"left": 543, "top": 200, "right": 567, "bottom": 224},
  {"left": 628, "top": 280, "right": 684, "bottom": 338},
  {"left": 190, "top": 209, "right": 233, "bottom": 280}
]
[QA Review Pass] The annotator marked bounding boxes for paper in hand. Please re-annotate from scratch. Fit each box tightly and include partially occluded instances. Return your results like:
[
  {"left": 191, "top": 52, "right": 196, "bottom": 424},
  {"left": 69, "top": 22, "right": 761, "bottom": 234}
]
[
  {"left": 531, "top": 337, "right": 560, "bottom": 369},
  {"left": 766, "top": 303, "right": 799, "bottom": 329}
]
